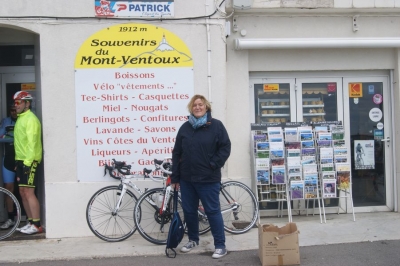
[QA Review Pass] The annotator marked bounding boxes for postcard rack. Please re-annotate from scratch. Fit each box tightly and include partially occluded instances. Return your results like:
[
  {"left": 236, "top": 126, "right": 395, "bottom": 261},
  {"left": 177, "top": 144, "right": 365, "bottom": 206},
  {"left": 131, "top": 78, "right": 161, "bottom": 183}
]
[{"left": 251, "top": 121, "right": 355, "bottom": 224}]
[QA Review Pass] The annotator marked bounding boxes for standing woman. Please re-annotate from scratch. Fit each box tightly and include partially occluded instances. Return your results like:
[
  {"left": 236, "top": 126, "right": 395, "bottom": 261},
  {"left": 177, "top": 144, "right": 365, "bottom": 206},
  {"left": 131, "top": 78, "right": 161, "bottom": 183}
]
[{"left": 171, "top": 95, "right": 231, "bottom": 259}]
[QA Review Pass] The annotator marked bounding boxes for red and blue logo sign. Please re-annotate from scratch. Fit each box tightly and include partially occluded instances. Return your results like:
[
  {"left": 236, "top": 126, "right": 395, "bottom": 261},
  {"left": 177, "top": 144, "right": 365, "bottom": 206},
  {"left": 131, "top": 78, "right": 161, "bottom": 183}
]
[{"left": 94, "top": 1, "right": 174, "bottom": 18}]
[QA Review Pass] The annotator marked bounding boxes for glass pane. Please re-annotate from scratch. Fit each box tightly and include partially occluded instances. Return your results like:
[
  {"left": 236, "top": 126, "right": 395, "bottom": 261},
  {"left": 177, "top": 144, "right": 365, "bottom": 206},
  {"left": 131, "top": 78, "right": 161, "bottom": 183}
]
[
  {"left": 254, "top": 83, "right": 291, "bottom": 124},
  {"left": 301, "top": 82, "right": 338, "bottom": 123},
  {"left": 349, "top": 82, "right": 386, "bottom": 207}
]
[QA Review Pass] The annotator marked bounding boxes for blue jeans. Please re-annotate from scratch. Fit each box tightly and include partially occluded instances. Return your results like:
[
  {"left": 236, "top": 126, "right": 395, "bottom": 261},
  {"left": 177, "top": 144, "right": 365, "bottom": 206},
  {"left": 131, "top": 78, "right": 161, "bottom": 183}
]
[{"left": 180, "top": 180, "right": 225, "bottom": 249}]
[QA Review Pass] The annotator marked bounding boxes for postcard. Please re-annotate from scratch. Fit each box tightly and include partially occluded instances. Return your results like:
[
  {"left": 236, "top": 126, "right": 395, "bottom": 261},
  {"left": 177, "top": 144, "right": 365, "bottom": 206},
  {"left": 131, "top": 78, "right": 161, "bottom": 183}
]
[
  {"left": 322, "top": 171, "right": 336, "bottom": 179},
  {"left": 320, "top": 147, "right": 334, "bottom": 157},
  {"left": 304, "top": 173, "right": 318, "bottom": 186},
  {"left": 321, "top": 163, "right": 334, "bottom": 172},
  {"left": 317, "top": 140, "right": 332, "bottom": 147},
  {"left": 288, "top": 173, "right": 302, "bottom": 182},
  {"left": 301, "top": 156, "right": 316, "bottom": 165},
  {"left": 270, "top": 141, "right": 284, "bottom": 151},
  {"left": 288, "top": 166, "right": 301, "bottom": 175},
  {"left": 333, "top": 140, "right": 346, "bottom": 147},
  {"left": 320, "top": 156, "right": 334, "bottom": 165},
  {"left": 318, "top": 132, "right": 332, "bottom": 141},
  {"left": 290, "top": 181, "right": 304, "bottom": 200},
  {"left": 287, "top": 156, "right": 301, "bottom": 166},
  {"left": 285, "top": 141, "right": 301, "bottom": 149},
  {"left": 334, "top": 148, "right": 348, "bottom": 156},
  {"left": 301, "top": 140, "right": 315, "bottom": 149},
  {"left": 304, "top": 182, "right": 319, "bottom": 199},
  {"left": 332, "top": 131, "right": 345, "bottom": 140},
  {"left": 322, "top": 179, "right": 337, "bottom": 198},
  {"left": 337, "top": 171, "right": 351, "bottom": 190},
  {"left": 298, "top": 126, "right": 313, "bottom": 134},
  {"left": 257, "top": 170, "right": 270, "bottom": 184},
  {"left": 271, "top": 149, "right": 284, "bottom": 159},
  {"left": 254, "top": 134, "right": 267, "bottom": 142},
  {"left": 335, "top": 163, "right": 350, "bottom": 171},
  {"left": 256, "top": 158, "right": 269, "bottom": 170},
  {"left": 257, "top": 150, "right": 270, "bottom": 158},
  {"left": 267, "top": 127, "right": 283, "bottom": 136},
  {"left": 284, "top": 127, "right": 298, "bottom": 142},
  {"left": 302, "top": 148, "right": 316, "bottom": 156},
  {"left": 269, "top": 136, "right": 284, "bottom": 142},
  {"left": 271, "top": 158, "right": 285, "bottom": 166},
  {"left": 303, "top": 164, "right": 318, "bottom": 174},
  {"left": 272, "top": 166, "right": 286, "bottom": 184},
  {"left": 314, "top": 125, "right": 328, "bottom": 133},
  {"left": 287, "top": 149, "right": 301, "bottom": 157},
  {"left": 256, "top": 142, "right": 270, "bottom": 151},
  {"left": 334, "top": 155, "right": 348, "bottom": 163},
  {"left": 300, "top": 133, "right": 313, "bottom": 141}
]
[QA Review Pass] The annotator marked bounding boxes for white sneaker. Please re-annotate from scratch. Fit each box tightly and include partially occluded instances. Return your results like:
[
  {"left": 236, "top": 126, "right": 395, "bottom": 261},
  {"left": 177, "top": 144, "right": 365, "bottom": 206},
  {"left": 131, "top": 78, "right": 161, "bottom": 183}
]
[
  {"left": 180, "top": 240, "right": 198, "bottom": 253},
  {"left": 0, "top": 219, "right": 15, "bottom": 229},
  {"left": 16, "top": 222, "right": 31, "bottom": 232},
  {"left": 212, "top": 248, "right": 227, "bottom": 259},
  {"left": 20, "top": 224, "right": 43, "bottom": 235}
]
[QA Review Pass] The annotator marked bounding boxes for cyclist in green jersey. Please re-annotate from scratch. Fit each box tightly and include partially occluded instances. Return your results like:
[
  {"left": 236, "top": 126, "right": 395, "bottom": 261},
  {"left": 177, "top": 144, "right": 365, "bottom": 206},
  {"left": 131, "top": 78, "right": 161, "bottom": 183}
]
[{"left": 13, "top": 91, "right": 43, "bottom": 235}]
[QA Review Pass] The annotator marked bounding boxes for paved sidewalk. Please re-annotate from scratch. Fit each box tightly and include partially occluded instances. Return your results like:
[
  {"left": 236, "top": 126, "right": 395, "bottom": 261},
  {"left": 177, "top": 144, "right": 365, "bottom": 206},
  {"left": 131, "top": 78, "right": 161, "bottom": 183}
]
[{"left": 0, "top": 212, "right": 399, "bottom": 263}]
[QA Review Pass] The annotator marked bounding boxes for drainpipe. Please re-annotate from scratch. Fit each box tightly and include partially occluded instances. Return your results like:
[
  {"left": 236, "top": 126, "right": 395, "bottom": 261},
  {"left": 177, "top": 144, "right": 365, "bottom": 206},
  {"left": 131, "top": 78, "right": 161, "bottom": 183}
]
[
  {"left": 204, "top": 1, "right": 212, "bottom": 102},
  {"left": 206, "top": 18, "right": 212, "bottom": 102}
]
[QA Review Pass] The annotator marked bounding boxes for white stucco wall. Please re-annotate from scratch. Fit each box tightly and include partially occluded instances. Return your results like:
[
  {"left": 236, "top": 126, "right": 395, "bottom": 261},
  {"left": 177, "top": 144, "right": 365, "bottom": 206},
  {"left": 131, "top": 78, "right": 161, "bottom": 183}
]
[{"left": 0, "top": 0, "right": 228, "bottom": 238}]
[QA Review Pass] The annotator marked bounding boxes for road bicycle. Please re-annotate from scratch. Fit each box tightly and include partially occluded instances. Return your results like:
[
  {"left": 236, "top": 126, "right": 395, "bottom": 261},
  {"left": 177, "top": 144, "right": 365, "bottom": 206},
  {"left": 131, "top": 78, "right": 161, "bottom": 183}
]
[
  {"left": 87, "top": 158, "right": 259, "bottom": 244},
  {"left": 0, "top": 187, "right": 21, "bottom": 241},
  {"left": 134, "top": 176, "right": 259, "bottom": 245},
  {"left": 86, "top": 158, "right": 171, "bottom": 242}
]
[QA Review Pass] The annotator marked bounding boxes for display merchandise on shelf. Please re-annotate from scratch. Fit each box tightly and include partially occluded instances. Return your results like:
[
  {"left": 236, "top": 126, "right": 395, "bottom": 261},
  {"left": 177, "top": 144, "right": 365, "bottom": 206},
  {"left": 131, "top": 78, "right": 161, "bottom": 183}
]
[
  {"left": 251, "top": 121, "right": 355, "bottom": 223},
  {"left": 257, "top": 94, "right": 291, "bottom": 124},
  {"left": 302, "top": 96, "right": 325, "bottom": 123}
]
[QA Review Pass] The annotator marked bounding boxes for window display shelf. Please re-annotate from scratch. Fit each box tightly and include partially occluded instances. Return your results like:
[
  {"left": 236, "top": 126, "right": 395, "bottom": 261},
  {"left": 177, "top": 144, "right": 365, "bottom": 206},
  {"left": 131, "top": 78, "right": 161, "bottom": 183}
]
[
  {"left": 261, "top": 105, "right": 290, "bottom": 109},
  {"left": 303, "top": 104, "right": 324, "bottom": 108},
  {"left": 303, "top": 113, "right": 326, "bottom": 116},
  {"left": 261, "top": 114, "right": 290, "bottom": 117}
]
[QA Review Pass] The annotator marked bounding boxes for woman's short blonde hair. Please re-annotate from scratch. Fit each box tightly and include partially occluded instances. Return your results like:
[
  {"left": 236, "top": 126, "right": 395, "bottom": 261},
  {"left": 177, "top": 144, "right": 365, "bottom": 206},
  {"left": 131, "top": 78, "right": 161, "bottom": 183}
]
[{"left": 187, "top": 94, "right": 212, "bottom": 113}]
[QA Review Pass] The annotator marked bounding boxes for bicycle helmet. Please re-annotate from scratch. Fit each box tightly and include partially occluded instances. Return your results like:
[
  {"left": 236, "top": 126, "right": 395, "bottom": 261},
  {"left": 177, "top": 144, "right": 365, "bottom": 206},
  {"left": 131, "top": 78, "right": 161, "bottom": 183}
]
[{"left": 13, "top": 91, "right": 33, "bottom": 101}]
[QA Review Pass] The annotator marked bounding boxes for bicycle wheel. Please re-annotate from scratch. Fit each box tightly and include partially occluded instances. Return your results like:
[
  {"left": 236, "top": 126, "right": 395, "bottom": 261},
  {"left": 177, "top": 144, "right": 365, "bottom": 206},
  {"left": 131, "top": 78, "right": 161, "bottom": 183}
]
[
  {"left": 134, "top": 187, "right": 183, "bottom": 245},
  {"left": 86, "top": 185, "right": 137, "bottom": 242},
  {"left": 219, "top": 181, "right": 259, "bottom": 234},
  {"left": 0, "top": 187, "right": 21, "bottom": 241},
  {"left": 195, "top": 201, "right": 211, "bottom": 235}
]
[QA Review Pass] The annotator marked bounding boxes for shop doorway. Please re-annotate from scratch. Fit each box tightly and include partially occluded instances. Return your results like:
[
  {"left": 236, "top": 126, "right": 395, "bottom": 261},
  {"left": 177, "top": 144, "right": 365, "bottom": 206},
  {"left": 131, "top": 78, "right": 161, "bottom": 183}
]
[
  {"left": 250, "top": 72, "right": 393, "bottom": 213},
  {"left": 0, "top": 71, "right": 42, "bottom": 226}
]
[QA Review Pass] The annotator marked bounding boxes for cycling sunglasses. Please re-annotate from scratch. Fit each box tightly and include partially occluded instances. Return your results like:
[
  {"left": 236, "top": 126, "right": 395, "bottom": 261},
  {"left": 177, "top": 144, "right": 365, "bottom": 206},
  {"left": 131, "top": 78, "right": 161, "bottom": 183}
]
[{"left": 14, "top": 100, "right": 26, "bottom": 106}]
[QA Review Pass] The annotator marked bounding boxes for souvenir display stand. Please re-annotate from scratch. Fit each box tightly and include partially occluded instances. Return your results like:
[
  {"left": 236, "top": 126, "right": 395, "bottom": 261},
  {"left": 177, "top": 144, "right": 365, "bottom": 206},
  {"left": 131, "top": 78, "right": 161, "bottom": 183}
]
[{"left": 251, "top": 121, "right": 355, "bottom": 224}]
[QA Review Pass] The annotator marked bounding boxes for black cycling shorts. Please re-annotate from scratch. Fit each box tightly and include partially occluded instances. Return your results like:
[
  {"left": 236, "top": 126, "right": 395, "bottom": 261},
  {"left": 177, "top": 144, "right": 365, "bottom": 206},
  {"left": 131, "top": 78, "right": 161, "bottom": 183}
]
[{"left": 16, "top": 160, "right": 39, "bottom": 188}]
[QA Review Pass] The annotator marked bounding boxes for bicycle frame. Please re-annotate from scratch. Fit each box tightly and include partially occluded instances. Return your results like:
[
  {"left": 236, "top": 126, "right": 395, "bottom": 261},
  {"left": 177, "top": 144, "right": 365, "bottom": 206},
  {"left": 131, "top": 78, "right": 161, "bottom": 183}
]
[
  {"left": 196, "top": 182, "right": 240, "bottom": 220},
  {"left": 106, "top": 158, "right": 172, "bottom": 215}
]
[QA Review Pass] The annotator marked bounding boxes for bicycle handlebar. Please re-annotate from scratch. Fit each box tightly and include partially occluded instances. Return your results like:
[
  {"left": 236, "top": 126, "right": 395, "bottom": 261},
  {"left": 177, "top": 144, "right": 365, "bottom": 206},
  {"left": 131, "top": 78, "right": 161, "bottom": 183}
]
[
  {"left": 104, "top": 158, "right": 172, "bottom": 180},
  {"left": 154, "top": 158, "right": 172, "bottom": 175},
  {"left": 103, "top": 159, "right": 132, "bottom": 179}
]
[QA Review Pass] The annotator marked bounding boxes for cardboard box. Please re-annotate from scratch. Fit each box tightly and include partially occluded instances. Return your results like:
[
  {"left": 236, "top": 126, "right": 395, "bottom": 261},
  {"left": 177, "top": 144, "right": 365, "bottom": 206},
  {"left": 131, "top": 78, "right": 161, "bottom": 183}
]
[{"left": 258, "top": 223, "right": 300, "bottom": 266}]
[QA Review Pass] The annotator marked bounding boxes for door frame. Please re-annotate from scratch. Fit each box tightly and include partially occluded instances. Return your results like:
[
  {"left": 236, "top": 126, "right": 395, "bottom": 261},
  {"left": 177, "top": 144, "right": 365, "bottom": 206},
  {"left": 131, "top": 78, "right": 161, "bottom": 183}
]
[{"left": 343, "top": 75, "right": 393, "bottom": 212}]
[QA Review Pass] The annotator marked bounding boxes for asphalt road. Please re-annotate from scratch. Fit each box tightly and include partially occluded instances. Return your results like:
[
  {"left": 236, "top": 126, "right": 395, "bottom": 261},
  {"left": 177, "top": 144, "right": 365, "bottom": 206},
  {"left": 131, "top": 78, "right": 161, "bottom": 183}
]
[{"left": 2, "top": 240, "right": 399, "bottom": 266}]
